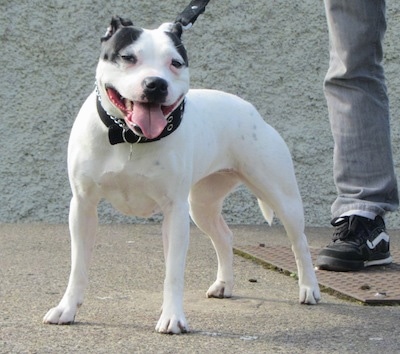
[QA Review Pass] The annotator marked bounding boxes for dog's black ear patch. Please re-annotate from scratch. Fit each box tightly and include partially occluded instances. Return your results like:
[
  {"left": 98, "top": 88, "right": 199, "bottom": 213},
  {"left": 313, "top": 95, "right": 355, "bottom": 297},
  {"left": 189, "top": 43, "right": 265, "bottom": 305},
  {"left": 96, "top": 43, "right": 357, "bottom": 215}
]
[
  {"left": 100, "top": 16, "right": 143, "bottom": 63},
  {"left": 101, "top": 16, "right": 134, "bottom": 42},
  {"left": 170, "top": 22, "right": 183, "bottom": 39},
  {"left": 164, "top": 24, "right": 188, "bottom": 67}
]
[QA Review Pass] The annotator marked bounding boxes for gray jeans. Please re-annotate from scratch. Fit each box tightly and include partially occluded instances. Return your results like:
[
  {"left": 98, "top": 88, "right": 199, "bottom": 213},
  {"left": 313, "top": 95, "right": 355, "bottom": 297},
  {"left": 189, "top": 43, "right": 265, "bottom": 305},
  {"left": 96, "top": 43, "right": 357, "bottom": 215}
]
[{"left": 323, "top": 0, "right": 399, "bottom": 218}]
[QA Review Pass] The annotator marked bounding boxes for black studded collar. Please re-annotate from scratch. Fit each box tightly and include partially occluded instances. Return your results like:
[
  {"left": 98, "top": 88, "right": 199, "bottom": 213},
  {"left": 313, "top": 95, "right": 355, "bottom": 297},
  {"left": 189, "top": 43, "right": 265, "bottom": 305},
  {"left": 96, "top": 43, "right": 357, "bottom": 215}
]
[{"left": 96, "top": 88, "right": 184, "bottom": 145}]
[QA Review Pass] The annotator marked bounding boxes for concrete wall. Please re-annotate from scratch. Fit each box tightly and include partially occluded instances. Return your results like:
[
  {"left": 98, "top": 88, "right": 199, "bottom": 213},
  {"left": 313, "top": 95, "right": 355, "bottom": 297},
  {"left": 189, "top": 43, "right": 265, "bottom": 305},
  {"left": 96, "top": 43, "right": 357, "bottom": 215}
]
[{"left": 1, "top": 0, "right": 400, "bottom": 227}]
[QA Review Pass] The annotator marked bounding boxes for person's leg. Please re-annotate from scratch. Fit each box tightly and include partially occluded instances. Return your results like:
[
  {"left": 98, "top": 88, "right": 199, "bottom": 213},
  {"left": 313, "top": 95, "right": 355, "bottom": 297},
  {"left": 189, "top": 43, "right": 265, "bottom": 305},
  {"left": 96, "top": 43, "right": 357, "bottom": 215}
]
[
  {"left": 324, "top": 0, "right": 398, "bottom": 217},
  {"left": 317, "top": 0, "right": 398, "bottom": 271}
]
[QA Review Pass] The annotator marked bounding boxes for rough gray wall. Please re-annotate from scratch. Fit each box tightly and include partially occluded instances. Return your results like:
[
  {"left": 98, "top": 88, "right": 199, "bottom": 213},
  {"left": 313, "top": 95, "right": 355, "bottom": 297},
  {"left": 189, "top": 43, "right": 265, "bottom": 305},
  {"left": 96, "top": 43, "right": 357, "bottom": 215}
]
[{"left": 1, "top": 0, "right": 400, "bottom": 227}]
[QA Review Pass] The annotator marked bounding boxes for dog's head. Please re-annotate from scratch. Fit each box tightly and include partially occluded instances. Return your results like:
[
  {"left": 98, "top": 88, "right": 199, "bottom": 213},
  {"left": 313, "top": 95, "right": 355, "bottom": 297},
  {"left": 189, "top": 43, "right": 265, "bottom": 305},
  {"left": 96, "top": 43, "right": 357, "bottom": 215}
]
[{"left": 95, "top": 16, "right": 190, "bottom": 140}]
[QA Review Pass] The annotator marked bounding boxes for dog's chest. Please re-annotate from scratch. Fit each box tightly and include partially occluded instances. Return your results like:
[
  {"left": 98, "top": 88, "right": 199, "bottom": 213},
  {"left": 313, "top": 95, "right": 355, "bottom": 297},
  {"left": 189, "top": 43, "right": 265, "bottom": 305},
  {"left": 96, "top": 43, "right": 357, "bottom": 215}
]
[{"left": 96, "top": 166, "right": 164, "bottom": 217}]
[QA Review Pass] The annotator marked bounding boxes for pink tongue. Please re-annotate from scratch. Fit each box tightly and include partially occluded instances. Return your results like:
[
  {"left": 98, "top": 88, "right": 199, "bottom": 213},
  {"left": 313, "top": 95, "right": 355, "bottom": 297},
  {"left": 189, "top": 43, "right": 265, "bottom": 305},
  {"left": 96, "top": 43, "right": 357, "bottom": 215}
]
[{"left": 125, "top": 102, "right": 167, "bottom": 139}]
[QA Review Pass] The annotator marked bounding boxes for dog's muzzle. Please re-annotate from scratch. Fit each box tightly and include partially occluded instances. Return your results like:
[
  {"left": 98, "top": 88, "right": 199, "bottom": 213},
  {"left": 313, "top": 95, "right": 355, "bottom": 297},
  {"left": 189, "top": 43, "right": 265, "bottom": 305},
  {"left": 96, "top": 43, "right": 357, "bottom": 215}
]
[{"left": 95, "top": 83, "right": 185, "bottom": 145}]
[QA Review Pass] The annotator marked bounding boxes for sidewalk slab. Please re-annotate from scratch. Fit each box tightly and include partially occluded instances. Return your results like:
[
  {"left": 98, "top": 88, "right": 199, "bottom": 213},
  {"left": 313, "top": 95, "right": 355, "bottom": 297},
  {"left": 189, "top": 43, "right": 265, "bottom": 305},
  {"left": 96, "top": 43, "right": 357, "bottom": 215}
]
[{"left": 1, "top": 224, "right": 399, "bottom": 353}]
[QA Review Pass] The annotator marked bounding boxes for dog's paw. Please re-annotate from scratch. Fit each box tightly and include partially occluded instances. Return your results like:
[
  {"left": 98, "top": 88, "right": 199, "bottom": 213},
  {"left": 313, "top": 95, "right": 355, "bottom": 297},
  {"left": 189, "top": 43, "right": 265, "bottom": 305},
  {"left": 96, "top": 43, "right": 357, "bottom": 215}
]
[
  {"left": 206, "top": 280, "right": 233, "bottom": 299},
  {"left": 42, "top": 304, "right": 78, "bottom": 325},
  {"left": 299, "top": 284, "right": 321, "bottom": 305},
  {"left": 155, "top": 311, "right": 189, "bottom": 334}
]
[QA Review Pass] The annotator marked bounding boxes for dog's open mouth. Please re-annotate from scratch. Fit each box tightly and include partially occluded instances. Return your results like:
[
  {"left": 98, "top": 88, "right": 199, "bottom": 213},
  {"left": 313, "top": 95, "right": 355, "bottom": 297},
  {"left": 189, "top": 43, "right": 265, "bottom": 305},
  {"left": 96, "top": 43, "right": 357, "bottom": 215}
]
[{"left": 106, "top": 87, "right": 182, "bottom": 139}]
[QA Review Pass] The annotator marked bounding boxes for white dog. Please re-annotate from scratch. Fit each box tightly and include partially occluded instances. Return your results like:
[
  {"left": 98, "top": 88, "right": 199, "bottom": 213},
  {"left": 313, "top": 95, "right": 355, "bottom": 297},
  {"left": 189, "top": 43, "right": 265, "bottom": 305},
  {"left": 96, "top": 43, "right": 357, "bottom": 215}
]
[{"left": 43, "top": 3, "right": 320, "bottom": 334}]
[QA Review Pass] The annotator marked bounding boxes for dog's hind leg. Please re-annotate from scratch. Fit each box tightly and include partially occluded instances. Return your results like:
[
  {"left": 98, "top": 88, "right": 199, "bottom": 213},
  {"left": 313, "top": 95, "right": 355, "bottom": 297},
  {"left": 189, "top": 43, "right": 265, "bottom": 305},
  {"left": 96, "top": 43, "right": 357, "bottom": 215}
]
[
  {"left": 256, "top": 196, "right": 321, "bottom": 304},
  {"left": 43, "top": 194, "right": 99, "bottom": 324},
  {"left": 238, "top": 152, "right": 321, "bottom": 304},
  {"left": 189, "top": 171, "right": 241, "bottom": 298}
]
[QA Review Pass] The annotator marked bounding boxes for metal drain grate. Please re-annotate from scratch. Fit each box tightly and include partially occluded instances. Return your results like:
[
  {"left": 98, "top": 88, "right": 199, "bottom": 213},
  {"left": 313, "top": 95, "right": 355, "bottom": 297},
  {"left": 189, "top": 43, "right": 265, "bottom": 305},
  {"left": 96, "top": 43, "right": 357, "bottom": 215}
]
[{"left": 234, "top": 245, "right": 400, "bottom": 304}]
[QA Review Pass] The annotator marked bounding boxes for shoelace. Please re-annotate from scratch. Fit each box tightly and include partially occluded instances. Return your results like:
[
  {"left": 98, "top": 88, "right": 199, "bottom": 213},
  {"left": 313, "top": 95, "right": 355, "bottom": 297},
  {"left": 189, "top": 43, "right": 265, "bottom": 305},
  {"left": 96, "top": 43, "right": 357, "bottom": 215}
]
[
  {"left": 331, "top": 216, "right": 352, "bottom": 242},
  {"left": 331, "top": 215, "right": 385, "bottom": 244}
]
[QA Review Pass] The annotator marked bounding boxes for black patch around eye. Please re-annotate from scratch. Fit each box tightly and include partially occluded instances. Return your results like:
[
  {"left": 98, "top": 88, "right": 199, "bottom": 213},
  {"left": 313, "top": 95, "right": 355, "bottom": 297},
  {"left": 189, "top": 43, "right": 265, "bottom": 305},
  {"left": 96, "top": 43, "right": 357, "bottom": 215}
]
[
  {"left": 101, "top": 27, "right": 143, "bottom": 63},
  {"left": 165, "top": 31, "right": 188, "bottom": 67},
  {"left": 113, "top": 27, "right": 143, "bottom": 53}
]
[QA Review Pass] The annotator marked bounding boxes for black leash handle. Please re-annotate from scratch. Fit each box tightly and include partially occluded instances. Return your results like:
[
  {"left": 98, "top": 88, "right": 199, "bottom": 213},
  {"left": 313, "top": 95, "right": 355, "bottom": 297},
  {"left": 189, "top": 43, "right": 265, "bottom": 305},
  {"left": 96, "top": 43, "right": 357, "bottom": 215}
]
[{"left": 175, "top": 0, "right": 210, "bottom": 28}]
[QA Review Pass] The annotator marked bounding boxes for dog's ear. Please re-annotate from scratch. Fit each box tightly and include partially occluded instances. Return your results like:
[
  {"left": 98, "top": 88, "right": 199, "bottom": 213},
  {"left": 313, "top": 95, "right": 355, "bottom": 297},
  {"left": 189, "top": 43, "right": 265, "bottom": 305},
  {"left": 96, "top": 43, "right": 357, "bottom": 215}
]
[
  {"left": 101, "top": 16, "right": 134, "bottom": 42},
  {"left": 175, "top": 0, "right": 210, "bottom": 29},
  {"left": 158, "top": 22, "right": 183, "bottom": 39},
  {"left": 170, "top": 22, "right": 183, "bottom": 39}
]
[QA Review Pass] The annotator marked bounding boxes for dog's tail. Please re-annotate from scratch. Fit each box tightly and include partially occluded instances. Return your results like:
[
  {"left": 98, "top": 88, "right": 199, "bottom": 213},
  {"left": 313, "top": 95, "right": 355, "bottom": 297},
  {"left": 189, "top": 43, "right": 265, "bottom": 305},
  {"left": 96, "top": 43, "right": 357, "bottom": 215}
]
[
  {"left": 257, "top": 199, "right": 274, "bottom": 226},
  {"left": 175, "top": 0, "right": 210, "bottom": 29}
]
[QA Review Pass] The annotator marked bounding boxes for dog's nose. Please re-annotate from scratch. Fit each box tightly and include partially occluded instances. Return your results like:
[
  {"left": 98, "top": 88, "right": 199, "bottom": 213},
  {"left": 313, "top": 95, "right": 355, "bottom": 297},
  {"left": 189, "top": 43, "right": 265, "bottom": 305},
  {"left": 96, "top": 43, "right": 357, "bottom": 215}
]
[
  {"left": 142, "top": 77, "right": 168, "bottom": 103},
  {"left": 142, "top": 77, "right": 168, "bottom": 95}
]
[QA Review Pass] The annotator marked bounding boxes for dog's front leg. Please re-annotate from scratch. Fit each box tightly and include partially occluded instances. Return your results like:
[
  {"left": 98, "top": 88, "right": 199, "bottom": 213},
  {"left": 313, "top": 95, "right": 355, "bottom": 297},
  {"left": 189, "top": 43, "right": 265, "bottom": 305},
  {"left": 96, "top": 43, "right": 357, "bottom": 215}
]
[
  {"left": 43, "top": 195, "right": 98, "bottom": 324},
  {"left": 156, "top": 201, "right": 190, "bottom": 334}
]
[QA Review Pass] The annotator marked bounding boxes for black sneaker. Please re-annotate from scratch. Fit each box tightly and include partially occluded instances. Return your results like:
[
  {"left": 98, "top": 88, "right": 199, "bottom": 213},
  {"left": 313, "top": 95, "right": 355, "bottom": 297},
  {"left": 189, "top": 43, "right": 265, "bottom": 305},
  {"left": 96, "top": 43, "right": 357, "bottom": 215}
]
[{"left": 316, "top": 215, "right": 392, "bottom": 271}]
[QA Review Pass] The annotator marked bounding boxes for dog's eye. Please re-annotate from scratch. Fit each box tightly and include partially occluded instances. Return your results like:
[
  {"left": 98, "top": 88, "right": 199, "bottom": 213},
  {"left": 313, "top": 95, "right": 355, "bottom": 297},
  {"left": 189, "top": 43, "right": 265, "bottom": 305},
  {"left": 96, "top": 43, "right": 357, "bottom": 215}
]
[
  {"left": 171, "top": 59, "right": 184, "bottom": 69},
  {"left": 119, "top": 54, "right": 137, "bottom": 64}
]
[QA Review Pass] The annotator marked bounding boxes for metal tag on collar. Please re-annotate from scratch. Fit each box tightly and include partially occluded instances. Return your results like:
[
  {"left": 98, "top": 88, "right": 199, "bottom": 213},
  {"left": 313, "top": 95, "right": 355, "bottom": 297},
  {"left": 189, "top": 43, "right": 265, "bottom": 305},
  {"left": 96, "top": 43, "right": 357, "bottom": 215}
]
[{"left": 122, "top": 128, "right": 132, "bottom": 144}]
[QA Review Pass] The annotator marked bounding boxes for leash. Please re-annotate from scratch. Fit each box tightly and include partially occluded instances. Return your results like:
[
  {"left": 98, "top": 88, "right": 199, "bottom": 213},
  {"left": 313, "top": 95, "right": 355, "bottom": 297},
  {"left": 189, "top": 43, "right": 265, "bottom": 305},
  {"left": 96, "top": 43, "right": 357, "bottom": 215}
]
[{"left": 175, "top": 0, "right": 210, "bottom": 29}]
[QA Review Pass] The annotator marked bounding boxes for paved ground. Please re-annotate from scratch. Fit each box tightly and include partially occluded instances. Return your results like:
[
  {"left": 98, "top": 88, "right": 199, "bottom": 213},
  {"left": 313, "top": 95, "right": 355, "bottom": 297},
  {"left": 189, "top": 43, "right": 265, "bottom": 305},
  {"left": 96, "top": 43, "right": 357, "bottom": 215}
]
[{"left": 1, "top": 224, "right": 399, "bottom": 353}]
